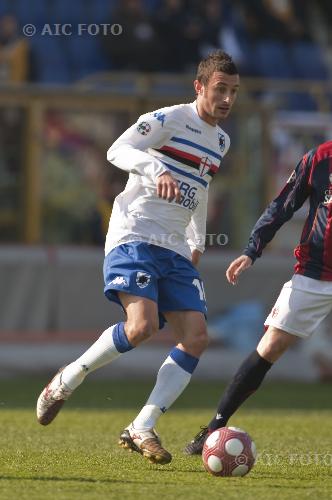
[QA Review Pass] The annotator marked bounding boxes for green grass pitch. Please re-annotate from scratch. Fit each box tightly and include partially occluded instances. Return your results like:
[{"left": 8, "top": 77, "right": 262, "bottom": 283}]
[{"left": 0, "top": 378, "right": 331, "bottom": 499}]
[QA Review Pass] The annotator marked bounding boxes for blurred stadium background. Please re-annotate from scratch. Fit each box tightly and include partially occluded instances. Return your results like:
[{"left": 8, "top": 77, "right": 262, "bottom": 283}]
[{"left": 0, "top": 0, "right": 332, "bottom": 382}]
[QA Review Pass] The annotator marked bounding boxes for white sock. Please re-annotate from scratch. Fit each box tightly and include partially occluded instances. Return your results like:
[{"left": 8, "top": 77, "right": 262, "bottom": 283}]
[
  {"left": 61, "top": 325, "right": 121, "bottom": 390},
  {"left": 132, "top": 355, "right": 192, "bottom": 430}
]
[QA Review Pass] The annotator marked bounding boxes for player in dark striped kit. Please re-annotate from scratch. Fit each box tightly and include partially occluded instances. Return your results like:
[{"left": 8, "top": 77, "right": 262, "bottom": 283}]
[{"left": 185, "top": 141, "right": 332, "bottom": 454}]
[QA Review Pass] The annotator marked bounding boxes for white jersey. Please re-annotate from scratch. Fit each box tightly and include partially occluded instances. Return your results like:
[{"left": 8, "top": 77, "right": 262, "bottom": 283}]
[{"left": 105, "top": 101, "right": 230, "bottom": 260}]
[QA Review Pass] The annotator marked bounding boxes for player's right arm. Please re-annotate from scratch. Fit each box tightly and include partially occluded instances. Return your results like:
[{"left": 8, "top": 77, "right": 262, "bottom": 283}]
[
  {"left": 226, "top": 151, "right": 313, "bottom": 284},
  {"left": 107, "top": 109, "right": 180, "bottom": 202},
  {"left": 226, "top": 255, "right": 252, "bottom": 285}
]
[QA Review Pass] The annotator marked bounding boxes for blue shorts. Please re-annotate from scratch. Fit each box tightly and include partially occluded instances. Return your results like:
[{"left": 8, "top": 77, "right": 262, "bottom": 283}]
[{"left": 103, "top": 242, "right": 207, "bottom": 328}]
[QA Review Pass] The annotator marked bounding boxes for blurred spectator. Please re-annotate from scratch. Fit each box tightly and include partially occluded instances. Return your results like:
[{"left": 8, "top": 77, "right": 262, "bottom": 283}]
[
  {"left": 269, "top": 0, "right": 312, "bottom": 41},
  {"left": 156, "top": 0, "right": 211, "bottom": 72},
  {"left": 206, "top": 186, "right": 232, "bottom": 250},
  {"left": 302, "top": 317, "right": 332, "bottom": 382},
  {"left": 42, "top": 109, "right": 128, "bottom": 245},
  {"left": 0, "top": 14, "right": 29, "bottom": 83},
  {"left": 91, "top": 178, "right": 125, "bottom": 245},
  {"left": 178, "top": 4, "right": 204, "bottom": 71},
  {"left": 155, "top": 0, "right": 187, "bottom": 71},
  {"left": 314, "top": 1, "right": 332, "bottom": 43},
  {"left": 315, "top": 0, "right": 332, "bottom": 25},
  {"left": 102, "top": 0, "right": 163, "bottom": 71},
  {"left": 239, "top": 0, "right": 312, "bottom": 43},
  {"left": 313, "top": 352, "right": 332, "bottom": 382},
  {"left": 199, "top": 0, "right": 247, "bottom": 73},
  {"left": 199, "top": 0, "right": 228, "bottom": 54}
]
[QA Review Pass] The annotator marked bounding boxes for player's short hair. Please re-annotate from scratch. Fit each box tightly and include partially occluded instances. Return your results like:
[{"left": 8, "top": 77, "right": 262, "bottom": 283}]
[{"left": 196, "top": 50, "right": 238, "bottom": 85}]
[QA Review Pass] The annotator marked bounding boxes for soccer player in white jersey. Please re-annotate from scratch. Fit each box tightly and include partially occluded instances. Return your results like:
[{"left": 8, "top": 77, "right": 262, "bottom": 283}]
[{"left": 36, "top": 51, "right": 240, "bottom": 465}]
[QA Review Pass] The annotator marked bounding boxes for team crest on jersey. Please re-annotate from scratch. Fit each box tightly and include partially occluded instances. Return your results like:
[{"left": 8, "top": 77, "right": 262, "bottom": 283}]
[
  {"left": 329, "top": 173, "right": 332, "bottom": 184},
  {"left": 137, "top": 121, "right": 151, "bottom": 135},
  {"left": 153, "top": 111, "right": 166, "bottom": 127},
  {"left": 218, "top": 133, "right": 225, "bottom": 152},
  {"left": 136, "top": 272, "right": 151, "bottom": 288},
  {"left": 199, "top": 156, "right": 212, "bottom": 177}
]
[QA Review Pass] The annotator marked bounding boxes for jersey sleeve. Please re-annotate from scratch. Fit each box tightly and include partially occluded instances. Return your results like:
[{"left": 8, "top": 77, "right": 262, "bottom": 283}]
[
  {"left": 107, "top": 108, "right": 178, "bottom": 182},
  {"left": 186, "top": 191, "right": 208, "bottom": 254},
  {"left": 244, "top": 152, "right": 312, "bottom": 262},
  {"left": 220, "top": 131, "right": 230, "bottom": 158}
]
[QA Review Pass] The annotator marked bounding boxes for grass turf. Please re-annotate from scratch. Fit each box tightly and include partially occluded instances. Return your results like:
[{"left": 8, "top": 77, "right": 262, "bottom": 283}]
[{"left": 0, "top": 378, "right": 331, "bottom": 499}]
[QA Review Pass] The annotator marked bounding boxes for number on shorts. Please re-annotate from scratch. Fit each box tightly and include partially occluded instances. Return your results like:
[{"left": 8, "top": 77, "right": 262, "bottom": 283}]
[{"left": 192, "top": 278, "right": 206, "bottom": 302}]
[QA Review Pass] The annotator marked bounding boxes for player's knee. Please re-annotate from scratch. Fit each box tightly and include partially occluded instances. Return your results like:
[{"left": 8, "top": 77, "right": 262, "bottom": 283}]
[
  {"left": 264, "top": 342, "right": 285, "bottom": 362},
  {"left": 258, "top": 328, "right": 293, "bottom": 362},
  {"left": 184, "top": 328, "right": 209, "bottom": 356},
  {"left": 125, "top": 319, "right": 158, "bottom": 345}
]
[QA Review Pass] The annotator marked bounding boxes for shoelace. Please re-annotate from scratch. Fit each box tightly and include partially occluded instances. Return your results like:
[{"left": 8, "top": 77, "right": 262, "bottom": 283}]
[
  {"left": 51, "top": 377, "right": 72, "bottom": 400},
  {"left": 56, "top": 384, "right": 72, "bottom": 399},
  {"left": 192, "top": 426, "right": 208, "bottom": 442},
  {"left": 131, "top": 427, "right": 160, "bottom": 443}
]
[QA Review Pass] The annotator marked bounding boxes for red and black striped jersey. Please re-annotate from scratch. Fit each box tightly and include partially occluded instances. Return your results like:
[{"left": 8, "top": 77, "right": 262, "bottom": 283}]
[{"left": 244, "top": 141, "right": 332, "bottom": 280}]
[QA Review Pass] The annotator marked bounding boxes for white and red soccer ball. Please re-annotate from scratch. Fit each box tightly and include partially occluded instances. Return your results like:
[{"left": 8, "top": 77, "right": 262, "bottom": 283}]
[{"left": 202, "top": 426, "right": 256, "bottom": 477}]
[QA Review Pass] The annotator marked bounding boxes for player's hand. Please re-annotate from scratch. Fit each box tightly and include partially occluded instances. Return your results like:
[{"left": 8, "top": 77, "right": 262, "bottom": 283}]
[
  {"left": 226, "top": 255, "right": 252, "bottom": 285},
  {"left": 191, "top": 249, "right": 202, "bottom": 267},
  {"left": 156, "top": 171, "right": 181, "bottom": 203}
]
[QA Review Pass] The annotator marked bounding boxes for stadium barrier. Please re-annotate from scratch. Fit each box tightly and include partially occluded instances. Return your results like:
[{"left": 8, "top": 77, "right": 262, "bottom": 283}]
[
  {"left": 0, "top": 245, "right": 321, "bottom": 380},
  {"left": 0, "top": 245, "right": 295, "bottom": 334}
]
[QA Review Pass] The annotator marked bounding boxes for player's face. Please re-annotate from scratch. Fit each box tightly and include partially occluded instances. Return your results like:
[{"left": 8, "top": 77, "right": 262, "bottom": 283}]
[{"left": 195, "top": 71, "right": 240, "bottom": 126}]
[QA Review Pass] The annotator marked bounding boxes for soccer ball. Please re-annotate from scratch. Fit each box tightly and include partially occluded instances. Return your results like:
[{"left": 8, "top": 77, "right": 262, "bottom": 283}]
[{"left": 202, "top": 426, "right": 256, "bottom": 477}]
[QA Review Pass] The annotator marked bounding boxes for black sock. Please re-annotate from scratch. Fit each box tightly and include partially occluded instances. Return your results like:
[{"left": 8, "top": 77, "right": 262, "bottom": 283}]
[{"left": 208, "top": 350, "right": 272, "bottom": 431}]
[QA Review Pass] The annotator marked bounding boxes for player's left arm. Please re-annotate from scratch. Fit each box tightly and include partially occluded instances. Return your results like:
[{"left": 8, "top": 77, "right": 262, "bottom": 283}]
[
  {"left": 191, "top": 249, "right": 203, "bottom": 267},
  {"left": 244, "top": 152, "right": 312, "bottom": 263},
  {"left": 186, "top": 190, "right": 208, "bottom": 266}
]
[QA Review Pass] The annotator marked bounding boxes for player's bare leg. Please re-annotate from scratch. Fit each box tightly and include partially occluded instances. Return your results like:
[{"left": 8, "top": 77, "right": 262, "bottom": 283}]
[
  {"left": 124, "top": 310, "right": 208, "bottom": 463},
  {"left": 168, "top": 310, "right": 209, "bottom": 359},
  {"left": 117, "top": 293, "right": 159, "bottom": 346},
  {"left": 184, "top": 326, "right": 298, "bottom": 454},
  {"left": 37, "top": 294, "right": 157, "bottom": 426},
  {"left": 117, "top": 293, "right": 176, "bottom": 465},
  {"left": 256, "top": 326, "right": 298, "bottom": 362}
]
